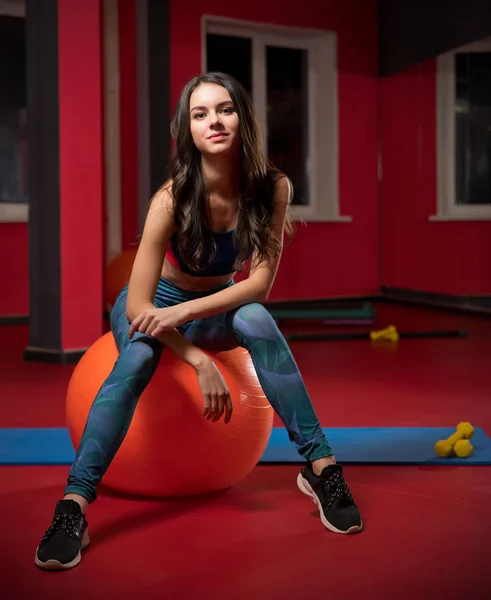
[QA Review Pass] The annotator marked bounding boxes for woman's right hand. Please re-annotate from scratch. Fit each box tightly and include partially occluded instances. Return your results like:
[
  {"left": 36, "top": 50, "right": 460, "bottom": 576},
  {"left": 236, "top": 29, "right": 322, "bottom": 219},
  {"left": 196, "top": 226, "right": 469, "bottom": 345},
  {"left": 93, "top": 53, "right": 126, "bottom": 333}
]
[{"left": 195, "top": 358, "right": 233, "bottom": 424}]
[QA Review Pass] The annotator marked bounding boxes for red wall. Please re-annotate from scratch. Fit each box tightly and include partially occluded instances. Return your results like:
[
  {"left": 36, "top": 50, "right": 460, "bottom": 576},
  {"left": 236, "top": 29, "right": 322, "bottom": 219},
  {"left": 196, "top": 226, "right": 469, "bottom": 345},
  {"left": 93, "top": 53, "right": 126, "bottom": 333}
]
[
  {"left": 170, "top": 0, "right": 380, "bottom": 300},
  {"left": 380, "top": 60, "right": 491, "bottom": 295},
  {"left": 0, "top": 2, "right": 104, "bottom": 338},
  {"left": 0, "top": 0, "right": 379, "bottom": 318},
  {"left": 58, "top": 0, "right": 104, "bottom": 348},
  {"left": 4, "top": 3, "right": 490, "bottom": 321},
  {"left": 0, "top": 223, "right": 28, "bottom": 316}
]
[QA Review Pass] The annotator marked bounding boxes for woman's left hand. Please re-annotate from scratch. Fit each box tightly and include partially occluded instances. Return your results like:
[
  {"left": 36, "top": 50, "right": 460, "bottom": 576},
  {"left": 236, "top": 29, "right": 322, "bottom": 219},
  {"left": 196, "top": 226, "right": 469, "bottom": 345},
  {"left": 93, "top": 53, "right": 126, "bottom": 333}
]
[{"left": 128, "top": 305, "right": 190, "bottom": 339}]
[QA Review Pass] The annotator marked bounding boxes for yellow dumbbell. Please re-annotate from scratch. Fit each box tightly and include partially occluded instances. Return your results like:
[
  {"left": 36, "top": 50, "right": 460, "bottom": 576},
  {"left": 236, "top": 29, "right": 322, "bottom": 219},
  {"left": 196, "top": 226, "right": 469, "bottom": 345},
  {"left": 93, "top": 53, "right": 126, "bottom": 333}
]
[
  {"left": 369, "top": 325, "right": 400, "bottom": 342},
  {"left": 454, "top": 439, "right": 473, "bottom": 458},
  {"left": 434, "top": 422, "right": 474, "bottom": 458}
]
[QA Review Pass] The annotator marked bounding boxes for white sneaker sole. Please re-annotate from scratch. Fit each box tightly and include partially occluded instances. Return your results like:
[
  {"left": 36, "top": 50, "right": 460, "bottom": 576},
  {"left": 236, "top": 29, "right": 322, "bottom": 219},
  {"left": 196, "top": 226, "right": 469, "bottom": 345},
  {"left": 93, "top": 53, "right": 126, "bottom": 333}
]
[
  {"left": 35, "top": 530, "right": 90, "bottom": 571},
  {"left": 297, "top": 473, "right": 363, "bottom": 534}
]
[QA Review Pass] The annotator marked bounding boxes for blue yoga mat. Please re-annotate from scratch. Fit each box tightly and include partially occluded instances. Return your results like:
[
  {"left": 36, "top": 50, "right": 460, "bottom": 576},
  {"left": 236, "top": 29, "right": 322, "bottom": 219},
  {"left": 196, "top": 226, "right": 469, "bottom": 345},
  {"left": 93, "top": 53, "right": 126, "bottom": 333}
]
[{"left": 1, "top": 427, "right": 491, "bottom": 465}]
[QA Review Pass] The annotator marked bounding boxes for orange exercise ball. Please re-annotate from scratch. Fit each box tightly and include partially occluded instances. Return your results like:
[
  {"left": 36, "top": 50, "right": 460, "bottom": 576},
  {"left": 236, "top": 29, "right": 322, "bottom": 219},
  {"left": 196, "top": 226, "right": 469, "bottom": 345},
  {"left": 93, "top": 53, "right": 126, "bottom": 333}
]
[
  {"left": 105, "top": 249, "right": 138, "bottom": 306},
  {"left": 66, "top": 332, "right": 273, "bottom": 498}
]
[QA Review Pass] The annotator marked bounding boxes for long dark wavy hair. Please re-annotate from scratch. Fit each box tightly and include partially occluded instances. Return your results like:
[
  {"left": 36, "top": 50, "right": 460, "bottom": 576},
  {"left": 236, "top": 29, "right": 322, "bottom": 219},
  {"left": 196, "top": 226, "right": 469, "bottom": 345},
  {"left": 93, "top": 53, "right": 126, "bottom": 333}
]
[{"left": 168, "top": 71, "right": 294, "bottom": 274}]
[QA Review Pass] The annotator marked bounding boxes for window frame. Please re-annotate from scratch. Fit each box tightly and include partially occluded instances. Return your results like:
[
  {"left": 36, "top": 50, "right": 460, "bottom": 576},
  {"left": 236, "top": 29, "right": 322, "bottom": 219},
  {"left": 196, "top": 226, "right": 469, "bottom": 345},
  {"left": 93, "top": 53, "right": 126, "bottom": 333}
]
[
  {"left": 432, "top": 38, "right": 491, "bottom": 222},
  {"left": 202, "top": 16, "right": 350, "bottom": 223},
  {"left": 0, "top": 0, "right": 28, "bottom": 223}
]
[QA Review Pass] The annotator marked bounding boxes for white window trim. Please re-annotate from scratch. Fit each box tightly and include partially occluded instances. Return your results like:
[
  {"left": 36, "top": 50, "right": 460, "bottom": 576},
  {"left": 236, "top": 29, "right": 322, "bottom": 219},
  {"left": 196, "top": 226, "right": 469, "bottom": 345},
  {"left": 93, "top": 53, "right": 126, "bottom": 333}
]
[
  {"left": 0, "top": 0, "right": 24, "bottom": 18},
  {"left": 0, "top": 0, "right": 27, "bottom": 222},
  {"left": 202, "top": 16, "right": 351, "bottom": 223},
  {"left": 432, "top": 38, "right": 491, "bottom": 222},
  {"left": 0, "top": 202, "right": 28, "bottom": 222}
]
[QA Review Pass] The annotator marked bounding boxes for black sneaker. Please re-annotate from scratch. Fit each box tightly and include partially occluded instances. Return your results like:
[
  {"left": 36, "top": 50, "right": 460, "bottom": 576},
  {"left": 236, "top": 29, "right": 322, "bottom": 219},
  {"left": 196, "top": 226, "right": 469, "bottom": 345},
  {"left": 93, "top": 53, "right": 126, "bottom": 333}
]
[
  {"left": 297, "top": 463, "right": 363, "bottom": 534},
  {"left": 35, "top": 499, "right": 90, "bottom": 570}
]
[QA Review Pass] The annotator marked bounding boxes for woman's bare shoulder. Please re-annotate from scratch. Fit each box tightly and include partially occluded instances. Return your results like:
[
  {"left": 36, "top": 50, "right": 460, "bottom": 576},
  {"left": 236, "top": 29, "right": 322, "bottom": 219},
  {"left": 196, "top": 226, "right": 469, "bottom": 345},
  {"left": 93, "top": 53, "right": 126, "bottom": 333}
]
[
  {"left": 151, "top": 179, "right": 174, "bottom": 210},
  {"left": 143, "top": 179, "right": 177, "bottom": 236},
  {"left": 270, "top": 171, "right": 293, "bottom": 204}
]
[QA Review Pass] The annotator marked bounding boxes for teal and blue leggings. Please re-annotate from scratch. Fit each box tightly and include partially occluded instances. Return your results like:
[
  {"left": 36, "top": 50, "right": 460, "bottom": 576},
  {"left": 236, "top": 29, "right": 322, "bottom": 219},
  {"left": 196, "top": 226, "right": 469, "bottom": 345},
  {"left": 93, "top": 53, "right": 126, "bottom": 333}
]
[{"left": 65, "top": 277, "right": 333, "bottom": 503}]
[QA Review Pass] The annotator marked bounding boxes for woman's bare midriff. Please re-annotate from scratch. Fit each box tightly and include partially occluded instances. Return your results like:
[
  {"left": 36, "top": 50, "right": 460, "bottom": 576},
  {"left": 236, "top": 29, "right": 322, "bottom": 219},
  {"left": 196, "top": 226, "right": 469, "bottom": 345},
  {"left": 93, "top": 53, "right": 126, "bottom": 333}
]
[{"left": 161, "top": 258, "right": 234, "bottom": 291}]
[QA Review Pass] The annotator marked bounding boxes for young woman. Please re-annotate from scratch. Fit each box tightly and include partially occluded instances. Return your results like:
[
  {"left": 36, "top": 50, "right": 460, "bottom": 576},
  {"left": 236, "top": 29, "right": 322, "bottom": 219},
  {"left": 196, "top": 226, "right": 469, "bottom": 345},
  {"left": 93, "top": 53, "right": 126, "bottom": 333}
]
[{"left": 35, "top": 72, "right": 362, "bottom": 571}]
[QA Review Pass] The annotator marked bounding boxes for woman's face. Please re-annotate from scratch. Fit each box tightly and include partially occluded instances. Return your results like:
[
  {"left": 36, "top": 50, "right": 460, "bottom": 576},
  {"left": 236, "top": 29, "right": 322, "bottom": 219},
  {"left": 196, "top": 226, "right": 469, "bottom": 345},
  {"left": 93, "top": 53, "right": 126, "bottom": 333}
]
[{"left": 189, "top": 83, "right": 241, "bottom": 155}]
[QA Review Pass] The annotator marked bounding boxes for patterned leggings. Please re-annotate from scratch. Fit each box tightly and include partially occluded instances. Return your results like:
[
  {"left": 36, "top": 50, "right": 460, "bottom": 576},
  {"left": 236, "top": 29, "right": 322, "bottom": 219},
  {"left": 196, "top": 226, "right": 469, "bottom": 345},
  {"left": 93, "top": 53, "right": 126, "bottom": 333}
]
[{"left": 65, "top": 277, "right": 332, "bottom": 503}]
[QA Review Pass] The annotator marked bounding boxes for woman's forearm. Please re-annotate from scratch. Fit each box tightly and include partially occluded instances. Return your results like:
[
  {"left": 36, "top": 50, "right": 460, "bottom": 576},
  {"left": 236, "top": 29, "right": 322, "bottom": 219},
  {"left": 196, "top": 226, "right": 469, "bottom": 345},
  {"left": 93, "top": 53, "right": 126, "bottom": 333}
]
[
  {"left": 182, "top": 278, "right": 268, "bottom": 322},
  {"left": 156, "top": 328, "right": 210, "bottom": 370}
]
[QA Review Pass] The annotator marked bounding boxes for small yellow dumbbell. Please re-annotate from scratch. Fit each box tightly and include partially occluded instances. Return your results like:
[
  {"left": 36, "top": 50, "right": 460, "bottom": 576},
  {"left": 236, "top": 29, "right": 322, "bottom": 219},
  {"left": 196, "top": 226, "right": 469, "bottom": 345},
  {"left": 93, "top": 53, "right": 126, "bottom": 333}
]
[
  {"left": 454, "top": 439, "right": 473, "bottom": 458},
  {"left": 369, "top": 325, "right": 399, "bottom": 342},
  {"left": 434, "top": 422, "right": 474, "bottom": 458}
]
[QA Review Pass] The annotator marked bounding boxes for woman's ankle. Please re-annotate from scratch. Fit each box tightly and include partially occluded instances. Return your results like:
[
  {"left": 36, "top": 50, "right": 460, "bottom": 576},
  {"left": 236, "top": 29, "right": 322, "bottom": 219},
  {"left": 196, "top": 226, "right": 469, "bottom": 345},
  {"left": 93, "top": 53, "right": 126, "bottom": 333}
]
[
  {"left": 63, "top": 493, "right": 89, "bottom": 514},
  {"left": 311, "top": 455, "right": 336, "bottom": 475}
]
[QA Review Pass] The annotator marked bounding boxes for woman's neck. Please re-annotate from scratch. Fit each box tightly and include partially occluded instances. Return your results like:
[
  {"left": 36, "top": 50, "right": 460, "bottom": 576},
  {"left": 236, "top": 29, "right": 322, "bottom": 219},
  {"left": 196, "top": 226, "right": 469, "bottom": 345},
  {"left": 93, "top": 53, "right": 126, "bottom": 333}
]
[{"left": 201, "top": 154, "right": 240, "bottom": 199}]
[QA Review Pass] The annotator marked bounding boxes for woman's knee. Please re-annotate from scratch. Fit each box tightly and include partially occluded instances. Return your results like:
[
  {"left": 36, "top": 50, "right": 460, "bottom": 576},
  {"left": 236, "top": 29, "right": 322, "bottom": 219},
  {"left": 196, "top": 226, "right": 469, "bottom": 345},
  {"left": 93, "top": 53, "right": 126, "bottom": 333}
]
[
  {"left": 232, "top": 303, "right": 279, "bottom": 341},
  {"left": 123, "top": 334, "right": 162, "bottom": 372}
]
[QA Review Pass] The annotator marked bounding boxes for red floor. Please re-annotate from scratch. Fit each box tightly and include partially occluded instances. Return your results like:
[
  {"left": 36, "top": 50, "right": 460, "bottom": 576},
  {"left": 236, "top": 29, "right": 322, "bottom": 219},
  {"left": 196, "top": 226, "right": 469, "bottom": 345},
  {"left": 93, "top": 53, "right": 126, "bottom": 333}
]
[{"left": 1, "top": 303, "right": 491, "bottom": 599}]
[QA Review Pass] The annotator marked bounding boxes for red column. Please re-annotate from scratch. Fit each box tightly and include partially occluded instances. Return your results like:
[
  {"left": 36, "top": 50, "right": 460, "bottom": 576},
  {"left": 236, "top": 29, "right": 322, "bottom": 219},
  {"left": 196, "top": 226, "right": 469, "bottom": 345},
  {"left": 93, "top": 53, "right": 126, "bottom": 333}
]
[
  {"left": 118, "top": 0, "right": 139, "bottom": 251},
  {"left": 58, "top": 0, "right": 104, "bottom": 350}
]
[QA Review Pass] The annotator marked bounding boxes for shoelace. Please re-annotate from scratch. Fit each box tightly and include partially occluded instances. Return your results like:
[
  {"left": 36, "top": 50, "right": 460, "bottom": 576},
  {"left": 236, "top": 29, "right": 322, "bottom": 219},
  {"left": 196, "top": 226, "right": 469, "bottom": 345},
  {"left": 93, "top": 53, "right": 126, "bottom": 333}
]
[
  {"left": 41, "top": 513, "right": 81, "bottom": 543},
  {"left": 322, "top": 470, "right": 353, "bottom": 508}
]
